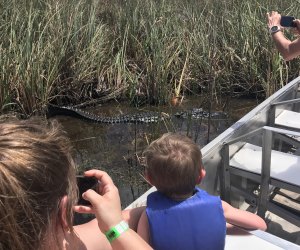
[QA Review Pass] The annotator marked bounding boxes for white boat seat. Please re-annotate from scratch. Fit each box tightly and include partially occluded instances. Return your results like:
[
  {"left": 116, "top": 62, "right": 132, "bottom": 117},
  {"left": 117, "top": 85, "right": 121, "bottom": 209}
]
[
  {"left": 221, "top": 126, "right": 300, "bottom": 227},
  {"left": 230, "top": 143, "right": 300, "bottom": 187},
  {"left": 275, "top": 110, "right": 300, "bottom": 130}
]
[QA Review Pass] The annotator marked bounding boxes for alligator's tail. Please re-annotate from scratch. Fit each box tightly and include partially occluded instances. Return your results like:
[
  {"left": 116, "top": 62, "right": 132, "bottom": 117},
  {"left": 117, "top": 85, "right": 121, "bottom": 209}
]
[{"left": 47, "top": 105, "right": 164, "bottom": 124}]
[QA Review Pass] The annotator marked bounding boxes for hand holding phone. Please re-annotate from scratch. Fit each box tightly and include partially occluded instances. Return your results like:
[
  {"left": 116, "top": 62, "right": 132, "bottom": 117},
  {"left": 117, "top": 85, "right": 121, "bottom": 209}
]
[
  {"left": 280, "top": 16, "right": 297, "bottom": 28},
  {"left": 76, "top": 175, "right": 99, "bottom": 205},
  {"left": 74, "top": 170, "right": 123, "bottom": 232}
]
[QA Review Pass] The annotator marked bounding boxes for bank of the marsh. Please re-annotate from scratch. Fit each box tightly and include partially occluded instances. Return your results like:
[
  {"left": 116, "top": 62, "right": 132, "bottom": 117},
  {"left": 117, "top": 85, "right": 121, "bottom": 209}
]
[{"left": 0, "top": 0, "right": 299, "bottom": 116}]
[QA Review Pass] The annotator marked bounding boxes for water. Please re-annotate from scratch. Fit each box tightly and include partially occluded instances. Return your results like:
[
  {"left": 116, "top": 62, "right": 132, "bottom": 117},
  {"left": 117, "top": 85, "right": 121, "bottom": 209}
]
[{"left": 51, "top": 96, "right": 260, "bottom": 209}]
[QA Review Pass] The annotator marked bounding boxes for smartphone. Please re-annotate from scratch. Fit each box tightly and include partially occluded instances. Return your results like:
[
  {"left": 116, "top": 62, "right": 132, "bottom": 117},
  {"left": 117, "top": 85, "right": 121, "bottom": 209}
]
[
  {"left": 280, "top": 16, "right": 297, "bottom": 28},
  {"left": 76, "top": 175, "right": 99, "bottom": 205}
]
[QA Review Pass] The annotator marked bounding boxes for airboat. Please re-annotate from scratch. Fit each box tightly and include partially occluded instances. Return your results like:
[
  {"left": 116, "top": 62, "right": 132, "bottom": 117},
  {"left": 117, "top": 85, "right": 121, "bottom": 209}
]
[{"left": 127, "top": 76, "right": 300, "bottom": 249}]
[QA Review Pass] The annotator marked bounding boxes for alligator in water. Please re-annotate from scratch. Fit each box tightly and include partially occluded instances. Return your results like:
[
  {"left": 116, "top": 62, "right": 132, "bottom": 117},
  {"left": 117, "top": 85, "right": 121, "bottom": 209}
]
[{"left": 47, "top": 105, "right": 227, "bottom": 124}]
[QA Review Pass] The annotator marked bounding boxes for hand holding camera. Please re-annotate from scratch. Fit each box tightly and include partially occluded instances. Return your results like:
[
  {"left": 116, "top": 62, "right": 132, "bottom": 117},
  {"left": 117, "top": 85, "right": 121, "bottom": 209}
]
[
  {"left": 267, "top": 11, "right": 299, "bottom": 35},
  {"left": 74, "top": 170, "right": 123, "bottom": 232},
  {"left": 267, "top": 11, "right": 300, "bottom": 61}
]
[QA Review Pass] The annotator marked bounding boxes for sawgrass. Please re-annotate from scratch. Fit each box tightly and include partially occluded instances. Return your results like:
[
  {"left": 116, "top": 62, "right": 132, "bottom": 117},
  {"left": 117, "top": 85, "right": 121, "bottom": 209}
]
[{"left": 1, "top": 0, "right": 299, "bottom": 115}]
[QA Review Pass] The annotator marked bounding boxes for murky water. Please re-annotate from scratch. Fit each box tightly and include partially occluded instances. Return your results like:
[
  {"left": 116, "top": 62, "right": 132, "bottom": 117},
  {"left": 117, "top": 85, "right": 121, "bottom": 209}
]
[{"left": 51, "top": 96, "right": 260, "bottom": 210}]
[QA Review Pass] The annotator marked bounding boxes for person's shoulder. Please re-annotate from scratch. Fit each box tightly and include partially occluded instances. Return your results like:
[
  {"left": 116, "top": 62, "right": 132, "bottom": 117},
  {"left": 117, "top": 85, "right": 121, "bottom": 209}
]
[
  {"left": 195, "top": 187, "right": 220, "bottom": 198},
  {"left": 147, "top": 190, "right": 162, "bottom": 200},
  {"left": 73, "top": 219, "right": 112, "bottom": 250},
  {"left": 220, "top": 200, "right": 232, "bottom": 213},
  {"left": 195, "top": 187, "right": 222, "bottom": 205},
  {"left": 146, "top": 191, "right": 165, "bottom": 207}
]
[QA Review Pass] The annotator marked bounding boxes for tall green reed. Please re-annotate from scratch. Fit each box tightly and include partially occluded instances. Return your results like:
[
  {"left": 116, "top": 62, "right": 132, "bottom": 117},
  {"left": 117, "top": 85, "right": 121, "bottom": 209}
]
[
  {"left": 0, "top": 0, "right": 110, "bottom": 115},
  {"left": 1, "top": 0, "right": 300, "bottom": 115}
]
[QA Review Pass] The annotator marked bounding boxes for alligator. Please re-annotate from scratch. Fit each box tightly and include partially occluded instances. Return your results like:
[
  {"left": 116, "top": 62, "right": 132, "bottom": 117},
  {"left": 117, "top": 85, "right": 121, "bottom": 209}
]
[{"left": 47, "top": 104, "right": 227, "bottom": 124}]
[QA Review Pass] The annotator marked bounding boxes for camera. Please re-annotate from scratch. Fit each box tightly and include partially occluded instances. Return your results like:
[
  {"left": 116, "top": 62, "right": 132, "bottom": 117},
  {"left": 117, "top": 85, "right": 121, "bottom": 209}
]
[
  {"left": 280, "top": 16, "right": 297, "bottom": 28},
  {"left": 76, "top": 175, "right": 99, "bottom": 205}
]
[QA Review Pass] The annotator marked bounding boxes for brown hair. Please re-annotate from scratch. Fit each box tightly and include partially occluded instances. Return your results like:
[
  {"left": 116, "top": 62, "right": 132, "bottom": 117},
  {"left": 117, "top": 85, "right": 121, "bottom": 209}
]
[
  {"left": 143, "top": 133, "right": 203, "bottom": 197},
  {"left": 0, "top": 117, "right": 77, "bottom": 250}
]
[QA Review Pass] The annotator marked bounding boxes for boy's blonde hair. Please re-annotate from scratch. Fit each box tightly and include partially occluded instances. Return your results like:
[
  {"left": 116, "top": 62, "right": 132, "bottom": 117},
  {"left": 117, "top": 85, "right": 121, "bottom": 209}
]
[
  {"left": 143, "top": 133, "right": 203, "bottom": 197},
  {"left": 0, "top": 118, "right": 77, "bottom": 250}
]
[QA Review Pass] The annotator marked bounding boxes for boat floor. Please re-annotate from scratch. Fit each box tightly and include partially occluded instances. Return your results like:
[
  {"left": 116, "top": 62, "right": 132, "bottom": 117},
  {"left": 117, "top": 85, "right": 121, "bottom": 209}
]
[
  {"left": 266, "top": 189, "right": 300, "bottom": 245},
  {"left": 241, "top": 188, "right": 300, "bottom": 246},
  {"left": 266, "top": 211, "right": 300, "bottom": 245}
]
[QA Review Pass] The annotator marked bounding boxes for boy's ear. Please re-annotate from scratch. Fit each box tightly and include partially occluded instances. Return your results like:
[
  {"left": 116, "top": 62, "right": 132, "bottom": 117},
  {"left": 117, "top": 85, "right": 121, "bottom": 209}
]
[
  {"left": 144, "top": 172, "right": 154, "bottom": 186},
  {"left": 59, "top": 195, "right": 69, "bottom": 229},
  {"left": 197, "top": 168, "right": 206, "bottom": 184}
]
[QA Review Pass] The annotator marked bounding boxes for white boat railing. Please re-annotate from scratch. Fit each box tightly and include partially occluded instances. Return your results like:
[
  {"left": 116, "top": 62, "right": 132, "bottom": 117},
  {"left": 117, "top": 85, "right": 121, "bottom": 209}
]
[{"left": 221, "top": 126, "right": 300, "bottom": 227}]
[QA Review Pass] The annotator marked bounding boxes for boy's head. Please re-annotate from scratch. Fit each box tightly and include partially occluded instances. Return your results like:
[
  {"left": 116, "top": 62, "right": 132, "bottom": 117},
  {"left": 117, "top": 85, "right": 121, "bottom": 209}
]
[{"left": 143, "top": 133, "right": 205, "bottom": 197}]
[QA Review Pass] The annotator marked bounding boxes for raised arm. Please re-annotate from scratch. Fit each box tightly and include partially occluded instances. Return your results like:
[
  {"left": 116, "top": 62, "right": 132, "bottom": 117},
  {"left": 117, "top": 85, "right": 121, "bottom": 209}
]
[
  {"left": 222, "top": 201, "right": 267, "bottom": 231},
  {"left": 267, "top": 11, "right": 300, "bottom": 61}
]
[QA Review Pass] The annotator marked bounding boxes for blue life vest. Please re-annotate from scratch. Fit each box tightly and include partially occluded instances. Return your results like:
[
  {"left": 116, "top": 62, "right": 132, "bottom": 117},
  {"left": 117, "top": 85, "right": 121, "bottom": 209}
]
[{"left": 146, "top": 187, "right": 226, "bottom": 250}]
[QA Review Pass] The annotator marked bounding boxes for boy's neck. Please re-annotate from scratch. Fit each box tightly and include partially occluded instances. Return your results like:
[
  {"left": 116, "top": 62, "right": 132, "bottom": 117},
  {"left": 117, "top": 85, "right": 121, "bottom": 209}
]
[{"left": 169, "top": 191, "right": 194, "bottom": 201}]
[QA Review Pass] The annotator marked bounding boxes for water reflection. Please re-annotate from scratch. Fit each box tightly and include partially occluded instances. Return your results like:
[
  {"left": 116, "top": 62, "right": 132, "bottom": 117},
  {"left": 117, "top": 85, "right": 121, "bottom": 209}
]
[{"left": 52, "top": 97, "right": 259, "bottom": 209}]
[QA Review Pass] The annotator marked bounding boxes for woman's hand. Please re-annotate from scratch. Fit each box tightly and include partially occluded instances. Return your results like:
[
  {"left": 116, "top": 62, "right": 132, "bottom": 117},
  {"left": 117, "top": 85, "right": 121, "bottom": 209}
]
[
  {"left": 267, "top": 11, "right": 282, "bottom": 29},
  {"left": 74, "top": 170, "right": 123, "bottom": 232},
  {"left": 292, "top": 19, "right": 300, "bottom": 35}
]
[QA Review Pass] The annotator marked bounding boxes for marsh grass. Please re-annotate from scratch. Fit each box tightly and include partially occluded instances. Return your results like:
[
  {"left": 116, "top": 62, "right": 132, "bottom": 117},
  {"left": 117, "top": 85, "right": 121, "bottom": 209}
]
[{"left": 1, "top": 0, "right": 300, "bottom": 115}]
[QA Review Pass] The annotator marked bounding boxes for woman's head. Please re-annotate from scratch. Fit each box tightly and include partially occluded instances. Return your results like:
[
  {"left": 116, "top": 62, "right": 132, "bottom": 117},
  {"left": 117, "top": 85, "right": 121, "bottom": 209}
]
[
  {"left": 0, "top": 117, "right": 77, "bottom": 250},
  {"left": 143, "top": 133, "right": 203, "bottom": 197}
]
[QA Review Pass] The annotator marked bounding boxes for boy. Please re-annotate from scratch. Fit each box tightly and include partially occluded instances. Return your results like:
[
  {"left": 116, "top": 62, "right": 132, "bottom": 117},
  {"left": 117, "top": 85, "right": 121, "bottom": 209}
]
[{"left": 137, "top": 133, "right": 267, "bottom": 250}]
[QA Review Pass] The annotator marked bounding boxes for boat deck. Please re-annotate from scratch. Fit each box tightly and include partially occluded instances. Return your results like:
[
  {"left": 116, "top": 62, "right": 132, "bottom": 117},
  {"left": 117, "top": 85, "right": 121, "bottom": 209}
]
[
  {"left": 225, "top": 227, "right": 299, "bottom": 250},
  {"left": 266, "top": 189, "right": 300, "bottom": 245}
]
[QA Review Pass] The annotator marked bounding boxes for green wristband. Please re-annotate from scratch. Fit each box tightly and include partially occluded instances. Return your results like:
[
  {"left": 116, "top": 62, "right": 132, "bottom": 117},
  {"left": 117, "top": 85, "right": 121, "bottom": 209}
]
[{"left": 105, "top": 221, "right": 129, "bottom": 243}]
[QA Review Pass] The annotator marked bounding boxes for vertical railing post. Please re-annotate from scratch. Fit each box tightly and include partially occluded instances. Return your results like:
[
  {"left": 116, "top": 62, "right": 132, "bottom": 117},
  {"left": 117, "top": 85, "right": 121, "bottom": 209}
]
[
  {"left": 268, "top": 104, "right": 276, "bottom": 127},
  {"left": 220, "top": 144, "right": 231, "bottom": 203},
  {"left": 257, "top": 129, "right": 272, "bottom": 218}
]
